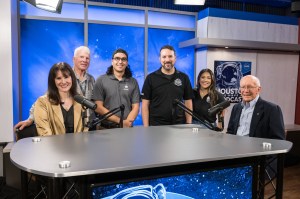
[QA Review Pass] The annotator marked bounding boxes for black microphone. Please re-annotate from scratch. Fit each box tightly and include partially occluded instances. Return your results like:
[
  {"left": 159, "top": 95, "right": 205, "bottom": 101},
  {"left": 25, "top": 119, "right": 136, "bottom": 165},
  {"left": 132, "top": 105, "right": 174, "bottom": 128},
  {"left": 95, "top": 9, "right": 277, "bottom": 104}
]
[
  {"left": 74, "top": 95, "right": 97, "bottom": 110},
  {"left": 173, "top": 99, "right": 222, "bottom": 132},
  {"left": 208, "top": 100, "right": 230, "bottom": 117}
]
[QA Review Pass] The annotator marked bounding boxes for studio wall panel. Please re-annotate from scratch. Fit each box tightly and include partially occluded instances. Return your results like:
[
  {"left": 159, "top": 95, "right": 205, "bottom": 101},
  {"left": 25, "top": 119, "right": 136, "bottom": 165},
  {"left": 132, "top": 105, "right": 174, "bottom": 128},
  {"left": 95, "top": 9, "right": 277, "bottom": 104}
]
[
  {"left": 256, "top": 53, "right": 299, "bottom": 125},
  {"left": 148, "top": 11, "right": 195, "bottom": 29},
  {"left": 88, "top": 6, "right": 144, "bottom": 24},
  {"left": 0, "top": 0, "right": 17, "bottom": 142},
  {"left": 197, "top": 8, "right": 298, "bottom": 44},
  {"left": 199, "top": 48, "right": 298, "bottom": 128},
  {"left": 205, "top": 17, "right": 298, "bottom": 44}
]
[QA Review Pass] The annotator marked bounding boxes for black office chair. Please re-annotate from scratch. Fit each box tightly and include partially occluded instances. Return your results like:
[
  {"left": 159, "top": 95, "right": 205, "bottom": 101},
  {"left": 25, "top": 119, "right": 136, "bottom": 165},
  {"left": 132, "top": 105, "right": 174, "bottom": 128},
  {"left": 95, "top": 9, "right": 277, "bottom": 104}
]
[{"left": 15, "top": 123, "right": 38, "bottom": 141}]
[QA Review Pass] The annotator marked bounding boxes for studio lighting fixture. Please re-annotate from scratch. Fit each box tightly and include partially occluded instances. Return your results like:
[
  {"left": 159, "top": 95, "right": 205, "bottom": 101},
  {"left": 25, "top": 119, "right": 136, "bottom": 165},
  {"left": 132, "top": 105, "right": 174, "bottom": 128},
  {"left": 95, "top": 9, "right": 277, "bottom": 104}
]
[
  {"left": 23, "top": 0, "right": 63, "bottom": 14},
  {"left": 174, "top": 0, "right": 206, "bottom": 6}
]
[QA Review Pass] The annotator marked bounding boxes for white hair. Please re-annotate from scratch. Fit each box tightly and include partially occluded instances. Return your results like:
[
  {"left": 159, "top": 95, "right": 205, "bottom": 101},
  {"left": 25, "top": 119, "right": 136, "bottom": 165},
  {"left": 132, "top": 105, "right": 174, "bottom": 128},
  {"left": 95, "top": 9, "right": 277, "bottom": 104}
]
[
  {"left": 252, "top": 76, "right": 261, "bottom": 87},
  {"left": 74, "top": 46, "right": 90, "bottom": 57},
  {"left": 242, "top": 75, "right": 261, "bottom": 87}
]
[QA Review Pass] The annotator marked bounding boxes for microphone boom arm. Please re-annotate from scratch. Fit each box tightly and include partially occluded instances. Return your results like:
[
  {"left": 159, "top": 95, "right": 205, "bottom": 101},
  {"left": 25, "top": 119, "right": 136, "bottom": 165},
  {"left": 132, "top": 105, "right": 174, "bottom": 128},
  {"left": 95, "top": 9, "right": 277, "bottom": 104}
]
[
  {"left": 89, "top": 105, "right": 125, "bottom": 129},
  {"left": 175, "top": 100, "right": 222, "bottom": 132}
]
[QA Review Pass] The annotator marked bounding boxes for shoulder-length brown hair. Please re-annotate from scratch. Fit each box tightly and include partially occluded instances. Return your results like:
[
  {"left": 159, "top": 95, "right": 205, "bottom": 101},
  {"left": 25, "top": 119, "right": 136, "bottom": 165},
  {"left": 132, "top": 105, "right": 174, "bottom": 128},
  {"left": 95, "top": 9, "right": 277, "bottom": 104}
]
[{"left": 47, "top": 62, "right": 77, "bottom": 105}]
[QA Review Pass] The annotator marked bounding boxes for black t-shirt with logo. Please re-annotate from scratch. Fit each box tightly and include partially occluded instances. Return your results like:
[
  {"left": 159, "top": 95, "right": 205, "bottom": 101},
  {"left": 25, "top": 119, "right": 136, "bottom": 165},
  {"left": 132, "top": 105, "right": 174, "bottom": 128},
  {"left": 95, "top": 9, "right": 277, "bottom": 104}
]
[{"left": 141, "top": 68, "right": 194, "bottom": 126}]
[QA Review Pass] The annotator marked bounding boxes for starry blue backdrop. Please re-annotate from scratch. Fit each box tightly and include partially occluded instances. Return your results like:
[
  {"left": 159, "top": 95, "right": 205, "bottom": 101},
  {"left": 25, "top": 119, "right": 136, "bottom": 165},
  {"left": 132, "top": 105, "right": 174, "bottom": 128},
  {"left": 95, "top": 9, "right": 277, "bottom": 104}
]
[{"left": 91, "top": 166, "right": 253, "bottom": 199}]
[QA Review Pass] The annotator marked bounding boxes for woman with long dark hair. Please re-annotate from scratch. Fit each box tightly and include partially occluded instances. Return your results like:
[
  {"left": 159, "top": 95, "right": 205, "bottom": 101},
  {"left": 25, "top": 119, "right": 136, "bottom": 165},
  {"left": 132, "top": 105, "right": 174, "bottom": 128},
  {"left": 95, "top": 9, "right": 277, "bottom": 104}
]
[
  {"left": 193, "top": 68, "right": 226, "bottom": 128},
  {"left": 34, "top": 62, "right": 87, "bottom": 136}
]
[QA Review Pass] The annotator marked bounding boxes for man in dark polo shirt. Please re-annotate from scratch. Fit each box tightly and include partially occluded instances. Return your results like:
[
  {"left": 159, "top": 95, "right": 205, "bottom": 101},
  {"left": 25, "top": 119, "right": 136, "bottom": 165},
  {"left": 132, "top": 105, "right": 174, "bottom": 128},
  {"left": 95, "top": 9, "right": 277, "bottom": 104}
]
[
  {"left": 92, "top": 49, "right": 140, "bottom": 128},
  {"left": 141, "top": 45, "right": 193, "bottom": 126}
]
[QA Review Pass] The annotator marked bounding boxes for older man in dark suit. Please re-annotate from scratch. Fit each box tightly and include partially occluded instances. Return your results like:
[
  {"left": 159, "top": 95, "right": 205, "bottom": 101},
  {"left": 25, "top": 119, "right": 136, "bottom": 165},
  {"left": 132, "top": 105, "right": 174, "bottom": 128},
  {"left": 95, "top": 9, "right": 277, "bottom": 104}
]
[{"left": 227, "top": 75, "right": 285, "bottom": 140}]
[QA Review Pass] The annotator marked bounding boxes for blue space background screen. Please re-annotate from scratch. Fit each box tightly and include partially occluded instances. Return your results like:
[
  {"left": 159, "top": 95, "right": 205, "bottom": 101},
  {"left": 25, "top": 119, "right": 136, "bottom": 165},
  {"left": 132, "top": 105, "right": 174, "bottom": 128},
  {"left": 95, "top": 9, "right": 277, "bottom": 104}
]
[
  {"left": 88, "top": 23, "right": 145, "bottom": 125},
  {"left": 148, "top": 28, "right": 195, "bottom": 87},
  {"left": 91, "top": 166, "right": 252, "bottom": 199},
  {"left": 20, "top": 18, "right": 194, "bottom": 125},
  {"left": 20, "top": 19, "right": 84, "bottom": 120}
]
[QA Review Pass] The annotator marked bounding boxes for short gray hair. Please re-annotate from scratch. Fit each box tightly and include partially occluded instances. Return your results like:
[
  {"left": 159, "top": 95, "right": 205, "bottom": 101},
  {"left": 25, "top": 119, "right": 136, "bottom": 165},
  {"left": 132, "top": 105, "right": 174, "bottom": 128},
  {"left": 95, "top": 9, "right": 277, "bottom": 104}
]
[{"left": 74, "top": 46, "right": 90, "bottom": 57}]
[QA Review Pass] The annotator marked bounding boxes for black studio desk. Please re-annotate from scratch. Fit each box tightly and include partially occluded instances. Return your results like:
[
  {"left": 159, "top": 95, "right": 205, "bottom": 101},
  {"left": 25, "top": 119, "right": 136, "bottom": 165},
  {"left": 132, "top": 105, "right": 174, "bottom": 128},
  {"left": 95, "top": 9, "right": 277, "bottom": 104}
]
[
  {"left": 284, "top": 124, "right": 300, "bottom": 165},
  {"left": 10, "top": 125, "right": 292, "bottom": 199}
]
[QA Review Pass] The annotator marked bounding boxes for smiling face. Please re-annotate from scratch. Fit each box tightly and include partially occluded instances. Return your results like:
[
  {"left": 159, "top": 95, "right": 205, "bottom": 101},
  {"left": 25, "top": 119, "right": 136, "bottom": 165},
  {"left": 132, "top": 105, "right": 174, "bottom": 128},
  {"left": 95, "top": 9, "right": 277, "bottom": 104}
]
[
  {"left": 159, "top": 48, "right": 176, "bottom": 74},
  {"left": 240, "top": 75, "right": 261, "bottom": 102},
  {"left": 112, "top": 52, "right": 128, "bottom": 74},
  {"left": 73, "top": 49, "right": 90, "bottom": 72},
  {"left": 197, "top": 69, "right": 216, "bottom": 91},
  {"left": 199, "top": 72, "right": 212, "bottom": 89},
  {"left": 54, "top": 70, "right": 72, "bottom": 93}
]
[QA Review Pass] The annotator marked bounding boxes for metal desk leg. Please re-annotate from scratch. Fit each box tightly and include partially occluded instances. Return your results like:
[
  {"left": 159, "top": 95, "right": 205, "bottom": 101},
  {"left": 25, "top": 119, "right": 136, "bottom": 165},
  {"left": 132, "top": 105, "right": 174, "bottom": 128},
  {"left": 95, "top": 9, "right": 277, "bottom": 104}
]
[
  {"left": 0, "top": 145, "right": 3, "bottom": 177},
  {"left": 252, "top": 158, "right": 259, "bottom": 199},
  {"left": 258, "top": 156, "right": 266, "bottom": 199},
  {"left": 79, "top": 176, "right": 87, "bottom": 199},
  {"left": 20, "top": 170, "right": 28, "bottom": 199},
  {"left": 276, "top": 154, "right": 285, "bottom": 199},
  {"left": 47, "top": 177, "right": 60, "bottom": 199}
]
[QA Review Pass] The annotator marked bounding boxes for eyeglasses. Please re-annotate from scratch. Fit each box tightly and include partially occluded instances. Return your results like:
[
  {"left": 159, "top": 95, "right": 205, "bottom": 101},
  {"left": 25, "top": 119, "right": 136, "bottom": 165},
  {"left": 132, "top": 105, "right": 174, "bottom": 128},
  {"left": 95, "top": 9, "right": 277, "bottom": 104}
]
[
  {"left": 113, "top": 57, "right": 128, "bottom": 62},
  {"left": 240, "top": 86, "right": 258, "bottom": 91}
]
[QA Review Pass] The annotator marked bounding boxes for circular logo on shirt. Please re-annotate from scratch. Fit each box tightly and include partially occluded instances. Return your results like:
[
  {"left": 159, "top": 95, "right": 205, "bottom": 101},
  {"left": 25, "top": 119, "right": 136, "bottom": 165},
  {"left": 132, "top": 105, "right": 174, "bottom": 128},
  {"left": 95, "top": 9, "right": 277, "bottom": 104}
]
[
  {"left": 124, "top": 85, "right": 129, "bottom": 91},
  {"left": 174, "top": 78, "right": 182, "bottom": 86}
]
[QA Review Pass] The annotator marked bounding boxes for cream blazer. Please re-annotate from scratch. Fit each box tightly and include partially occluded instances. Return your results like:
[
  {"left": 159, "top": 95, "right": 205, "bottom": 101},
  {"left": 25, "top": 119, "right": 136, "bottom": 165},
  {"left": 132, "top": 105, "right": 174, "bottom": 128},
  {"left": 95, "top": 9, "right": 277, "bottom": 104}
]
[{"left": 34, "top": 95, "right": 87, "bottom": 136}]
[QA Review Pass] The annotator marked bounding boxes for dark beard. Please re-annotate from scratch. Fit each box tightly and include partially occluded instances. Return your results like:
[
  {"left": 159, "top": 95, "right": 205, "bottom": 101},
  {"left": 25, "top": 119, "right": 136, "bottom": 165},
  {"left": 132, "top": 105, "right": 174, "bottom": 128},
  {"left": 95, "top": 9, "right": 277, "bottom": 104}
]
[{"left": 162, "top": 62, "right": 174, "bottom": 70}]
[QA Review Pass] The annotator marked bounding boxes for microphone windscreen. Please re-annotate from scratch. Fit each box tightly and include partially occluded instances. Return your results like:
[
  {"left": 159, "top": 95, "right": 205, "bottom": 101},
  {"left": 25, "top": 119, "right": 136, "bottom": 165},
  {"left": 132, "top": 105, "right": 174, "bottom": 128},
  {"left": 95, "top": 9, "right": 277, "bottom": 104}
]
[
  {"left": 208, "top": 100, "right": 230, "bottom": 117},
  {"left": 219, "top": 100, "right": 230, "bottom": 109},
  {"left": 74, "top": 95, "right": 84, "bottom": 103},
  {"left": 74, "top": 95, "right": 97, "bottom": 110}
]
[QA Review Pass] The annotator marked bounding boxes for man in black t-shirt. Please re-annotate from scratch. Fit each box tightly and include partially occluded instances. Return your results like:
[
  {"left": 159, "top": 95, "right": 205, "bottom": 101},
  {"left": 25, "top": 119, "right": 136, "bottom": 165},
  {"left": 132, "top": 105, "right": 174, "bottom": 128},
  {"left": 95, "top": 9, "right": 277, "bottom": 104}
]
[{"left": 141, "top": 45, "right": 193, "bottom": 126}]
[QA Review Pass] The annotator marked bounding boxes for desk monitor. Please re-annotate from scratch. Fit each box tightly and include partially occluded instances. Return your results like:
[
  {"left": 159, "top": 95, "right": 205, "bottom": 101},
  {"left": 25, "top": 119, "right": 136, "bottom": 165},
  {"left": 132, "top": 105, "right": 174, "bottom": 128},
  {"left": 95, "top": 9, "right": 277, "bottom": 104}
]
[{"left": 90, "top": 165, "right": 252, "bottom": 199}]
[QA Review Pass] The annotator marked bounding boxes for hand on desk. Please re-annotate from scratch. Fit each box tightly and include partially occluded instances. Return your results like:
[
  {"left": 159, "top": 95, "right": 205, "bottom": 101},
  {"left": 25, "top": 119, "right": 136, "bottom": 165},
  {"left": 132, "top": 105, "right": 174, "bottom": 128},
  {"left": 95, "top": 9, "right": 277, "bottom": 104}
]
[{"left": 123, "top": 119, "right": 133, "bottom": 128}]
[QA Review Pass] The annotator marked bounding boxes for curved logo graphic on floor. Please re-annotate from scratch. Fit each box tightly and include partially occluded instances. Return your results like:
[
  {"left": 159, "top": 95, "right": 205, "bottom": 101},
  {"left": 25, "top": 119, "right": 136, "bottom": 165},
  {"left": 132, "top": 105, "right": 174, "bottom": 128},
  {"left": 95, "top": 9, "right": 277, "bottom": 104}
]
[
  {"left": 102, "top": 183, "right": 193, "bottom": 199},
  {"left": 91, "top": 166, "right": 253, "bottom": 199}
]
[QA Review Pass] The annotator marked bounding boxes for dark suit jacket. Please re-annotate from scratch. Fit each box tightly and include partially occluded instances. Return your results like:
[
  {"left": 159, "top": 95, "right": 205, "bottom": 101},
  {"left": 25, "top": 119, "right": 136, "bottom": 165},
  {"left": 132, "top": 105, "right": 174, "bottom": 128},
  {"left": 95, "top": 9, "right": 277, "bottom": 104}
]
[{"left": 227, "top": 97, "right": 285, "bottom": 140}]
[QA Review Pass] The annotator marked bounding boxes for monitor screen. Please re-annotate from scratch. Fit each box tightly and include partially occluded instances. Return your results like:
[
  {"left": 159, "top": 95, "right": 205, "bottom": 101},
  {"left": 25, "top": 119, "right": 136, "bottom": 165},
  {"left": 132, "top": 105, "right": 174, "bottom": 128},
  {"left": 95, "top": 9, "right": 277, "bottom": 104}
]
[{"left": 90, "top": 165, "right": 252, "bottom": 199}]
